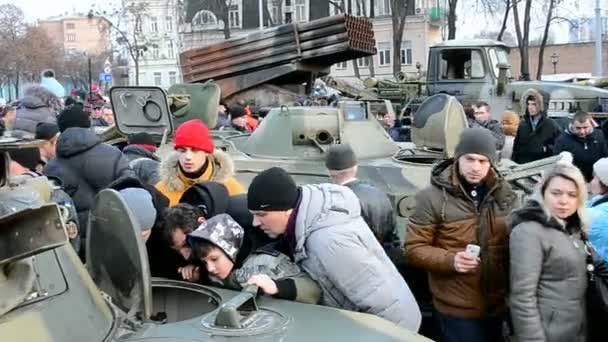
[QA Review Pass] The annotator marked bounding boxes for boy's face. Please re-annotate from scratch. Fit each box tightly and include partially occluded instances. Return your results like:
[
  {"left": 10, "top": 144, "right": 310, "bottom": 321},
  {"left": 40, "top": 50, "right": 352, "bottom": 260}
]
[{"left": 202, "top": 247, "right": 234, "bottom": 280}]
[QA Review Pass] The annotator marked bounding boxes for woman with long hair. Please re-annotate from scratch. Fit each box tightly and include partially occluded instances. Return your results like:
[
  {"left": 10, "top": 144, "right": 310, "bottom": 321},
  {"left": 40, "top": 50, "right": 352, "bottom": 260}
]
[{"left": 509, "top": 161, "right": 589, "bottom": 342}]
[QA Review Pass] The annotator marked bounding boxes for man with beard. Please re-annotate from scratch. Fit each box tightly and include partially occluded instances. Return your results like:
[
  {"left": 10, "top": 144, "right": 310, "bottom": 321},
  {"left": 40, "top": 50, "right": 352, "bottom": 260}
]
[{"left": 405, "top": 128, "right": 518, "bottom": 342}]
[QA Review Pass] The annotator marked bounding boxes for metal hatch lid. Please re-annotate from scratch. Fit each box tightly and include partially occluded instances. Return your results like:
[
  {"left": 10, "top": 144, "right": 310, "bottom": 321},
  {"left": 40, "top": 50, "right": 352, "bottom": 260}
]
[
  {"left": 110, "top": 86, "right": 174, "bottom": 143},
  {"left": 410, "top": 93, "right": 467, "bottom": 158},
  {"left": 86, "top": 189, "right": 152, "bottom": 320}
]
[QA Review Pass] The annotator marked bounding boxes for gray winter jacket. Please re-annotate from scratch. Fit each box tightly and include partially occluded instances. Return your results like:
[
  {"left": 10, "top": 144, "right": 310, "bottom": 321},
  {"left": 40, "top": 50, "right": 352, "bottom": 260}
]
[
  {"left": 509, "top": 200, "right": 588, "bottom": 342},
  {"left": 14, "top": 95, "right": 57, "bottom": 137},
  {"left": 293, "top": 184, "right": 421, "bottom": 331},
  {"left": 123, "top": 145, "right": 161, "bottom": 185}
]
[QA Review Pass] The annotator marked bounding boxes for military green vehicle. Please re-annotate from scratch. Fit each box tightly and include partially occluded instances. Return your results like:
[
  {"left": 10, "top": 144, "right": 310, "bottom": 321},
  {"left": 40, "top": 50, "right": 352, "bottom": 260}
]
[
  {"left": 0, "top": 145, "right": 432, "bottom": 341},
  {"left": 108, "top": 85, "right": 555, "bottom": 230},
  {"left": 421, "top": 39, "right": 608, "bottom": 121}
]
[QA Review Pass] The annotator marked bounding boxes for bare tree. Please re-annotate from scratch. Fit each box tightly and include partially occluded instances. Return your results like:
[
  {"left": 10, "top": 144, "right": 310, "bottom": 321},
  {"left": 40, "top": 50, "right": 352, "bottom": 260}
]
[
  {"left": 0, "top": 4, "right": 27, "bottom": 97},
  {"left": 89, "top": 2, "right": 148, "bottom": 85},
  {"left": 447, "top": 0, "right": 458, "bottom": 39},
  {"left": 512, "top": 0, "right": 532, "bottom": 80},
  {"left": 535, "top": 0, "right": 558, "bottom": 80},
  {"left": 497, "top": 0, "right": 511, "bottom": 41},
  {"left": 391, "top": 0, "right": 408, "bottom": 77}
]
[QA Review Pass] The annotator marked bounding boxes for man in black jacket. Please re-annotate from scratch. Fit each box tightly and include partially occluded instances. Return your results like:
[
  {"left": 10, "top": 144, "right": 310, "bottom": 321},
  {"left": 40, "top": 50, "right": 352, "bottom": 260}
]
[
  {"left": 44, "top": 106, "right": 134, "bottom": 253},
  {"left": 325, "top": 144, "right": 400, "bottom": 257},
  {"left": 553, "top": 111, "right": 608, "bottom": 182},
  {"left": 512, "top": 89, "right": 561, "bottom": 164},
  {"left": 123, "top": 132, "right": 161, "bottom": 185}
]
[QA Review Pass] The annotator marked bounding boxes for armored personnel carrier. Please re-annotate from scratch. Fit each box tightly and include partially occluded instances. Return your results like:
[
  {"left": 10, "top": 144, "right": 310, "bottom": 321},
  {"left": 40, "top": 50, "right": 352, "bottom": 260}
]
[
  {"left": 109, "top": 86, "right": 556, "bottom": 228},
  {"left": 0, "top": 141, "right": 431, "bottom": 341}
]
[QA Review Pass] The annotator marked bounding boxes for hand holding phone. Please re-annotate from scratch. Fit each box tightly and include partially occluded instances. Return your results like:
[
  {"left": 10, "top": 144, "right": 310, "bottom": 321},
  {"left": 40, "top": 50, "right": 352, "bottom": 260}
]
[
  {"left": 465, "top": 244, "right": 481, "bottom": 259},
  {"left": 454, "top": 244, "right": 481, "bottom": 273}
]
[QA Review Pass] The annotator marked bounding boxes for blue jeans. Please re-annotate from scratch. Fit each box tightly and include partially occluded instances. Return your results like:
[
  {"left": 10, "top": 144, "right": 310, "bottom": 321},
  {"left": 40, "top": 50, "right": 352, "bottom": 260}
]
[{"left": 436, "top": 311, "right": 505, "bottom": 342}]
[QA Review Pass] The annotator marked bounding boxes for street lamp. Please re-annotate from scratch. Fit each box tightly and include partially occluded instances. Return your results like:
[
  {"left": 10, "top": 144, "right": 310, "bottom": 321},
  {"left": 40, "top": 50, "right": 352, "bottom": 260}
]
[{"left": 551, "top": 51, "right": 560, "bottom": 74}]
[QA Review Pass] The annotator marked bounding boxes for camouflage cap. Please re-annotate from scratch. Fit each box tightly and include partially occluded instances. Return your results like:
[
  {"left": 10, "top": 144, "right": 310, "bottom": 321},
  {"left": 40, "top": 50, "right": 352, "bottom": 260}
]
[{"left": 187, "top": 213, "right": 244, "bottom": 262}]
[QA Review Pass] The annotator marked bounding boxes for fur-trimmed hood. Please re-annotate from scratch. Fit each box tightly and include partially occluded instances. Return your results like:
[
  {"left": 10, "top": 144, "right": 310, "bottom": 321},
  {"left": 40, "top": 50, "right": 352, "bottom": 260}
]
[
  {"left": 159, "top": 149, "right": 235, "bottom": 192},
  {"left": 520, "top": 88, "right": 549, "bottom": 116},
  {"left": 509, "top": 196, "right": 589, "bottom": 234}
]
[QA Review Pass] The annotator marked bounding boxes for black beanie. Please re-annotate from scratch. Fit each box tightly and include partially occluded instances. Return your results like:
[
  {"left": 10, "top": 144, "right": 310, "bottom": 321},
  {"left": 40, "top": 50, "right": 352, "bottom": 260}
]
[
  {"left": 248, "top": 167, "right": 298, "bottom": 211},
  {"left": 128, "top": 132, "right": 157, "bottom": 146},
  {"left": 325, "top": 144, "right": 357, "bottom": 171},
  {"left": 35, "top": 122, "right": 59, "bottom": 140},
  {"left": 180, "top": 181, "right": 230, "bottom": 218},
  {"left": 454, "top": 128, "right": 498, "bottom": 164},
  {"left": 57, "top": 106, "right": 91, "bottom": 132},
  {"left": 230, "top": 105, "right": 247, "bottom": 120},
  {"left": 8, "top": 148, "right": 40, "bottom": 171}
]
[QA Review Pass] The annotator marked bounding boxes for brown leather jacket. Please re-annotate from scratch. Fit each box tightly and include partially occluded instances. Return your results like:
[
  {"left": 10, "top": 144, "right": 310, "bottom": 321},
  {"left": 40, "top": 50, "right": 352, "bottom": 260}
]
[{"left": 404, "top": 159, "right": 517, "bottom": 319}]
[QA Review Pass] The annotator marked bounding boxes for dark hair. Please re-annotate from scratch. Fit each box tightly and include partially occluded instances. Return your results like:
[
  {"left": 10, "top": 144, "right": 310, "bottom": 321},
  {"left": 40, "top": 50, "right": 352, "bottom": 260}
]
[
  {"left": 190, "top": 238, "right": 222, "bottom": 261},
  {"left": 572, "top": 111, "right": 591, "bottom": 123},
  {"left": 162, "top": 203, "right": 203, "bottom": 246},
  {"left": 42, "top": 69, "right": 55, "bottom": 78},
  {"left": 526, "top": 95, "right": 537, "bottom": 103},
  {"left": 475, "top": 101, "right": 490, "bottom": 111},
  {"left": 463, "top": 105, "right": 475, "bottom": 119}
]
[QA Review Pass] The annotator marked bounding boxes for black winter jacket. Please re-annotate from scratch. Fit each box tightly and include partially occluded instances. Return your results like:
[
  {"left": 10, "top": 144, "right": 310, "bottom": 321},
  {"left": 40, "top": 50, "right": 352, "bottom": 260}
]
[
  {"left": 123, "top": 145, "right": 161, "bottom": 185},
  {"left": 512, "top": 114, "right": 561, "bottom": 164},
  {"left": 106, "top": 176, "right": 185, "bottom": 280},
  {"left": 343, "top": 180, "right": 400, "bottom": 257},
  {"left": 43, "top": 127, "right": 134, "bottom": 234},
  {"left": 553, "top": 129, "right": 608, "bottom": 181}
]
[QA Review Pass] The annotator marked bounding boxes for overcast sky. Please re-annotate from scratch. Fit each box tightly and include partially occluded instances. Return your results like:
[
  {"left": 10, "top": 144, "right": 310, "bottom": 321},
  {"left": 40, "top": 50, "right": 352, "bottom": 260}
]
[{"left": 6, "top": 0, "right": 110, "bottom": 22}]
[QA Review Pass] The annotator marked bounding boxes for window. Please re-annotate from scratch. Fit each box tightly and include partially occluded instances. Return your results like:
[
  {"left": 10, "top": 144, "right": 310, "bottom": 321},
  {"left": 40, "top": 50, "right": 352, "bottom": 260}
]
[
  {"left": 336, "top": 61, "right": 347, "bottom": 69},
  {"left": 166, "top": 16, "right": 173, "bottom": 31},
  {"left": 169, "top": 71, "right": 177, "bottom": 85},
  {"left": 135, "top": 17, "right": 143, "bottom": 32},
  {"left": 357, "top": 57, "right": 370, "bottom": 67},
  {"left": 295, "top": 0, "right": 307, "bottom": 22},
  {"left": 488, "top": 47, "right": 512, "bottom": 78},
  {"left": 330, "top": 0, "right": 344, "bottom": 15},
  {"left": 192, "top": 10, "right": 218, "bottom": 29},
  {"left": 271, "top": 0, "right": 282, "bottom": 23},
  {"left": 375, "top": 0, "right": 391, "bottom": 16},
  {"left": 154, "top": 72, "right": 162, "bottom": 86},
  {"left": 66, "top": 23, "right": 75, "bottom": 30},
  {"left": 400, "top": 41, "right": 412, "bottom": 65},
  {"left": 440, "top": 49, "right": 486, "bottom": 80},
  {"left": 378, "top": 42, "right": 391, "bottom": 66},
  {"left": 67, "top": 34, "right": 76, "bottom": 42},
  {"left": 152, "top": 45, "right": 159, "bottom": 59},
  {"left": 151, "top": 17, "right": 158, "bottom": 32},
  {"left": 229, "top": 5, "right": 240, "bottom": 28},
  {"left": 167, "top": 41, "right": 174, "bottom": 58}
]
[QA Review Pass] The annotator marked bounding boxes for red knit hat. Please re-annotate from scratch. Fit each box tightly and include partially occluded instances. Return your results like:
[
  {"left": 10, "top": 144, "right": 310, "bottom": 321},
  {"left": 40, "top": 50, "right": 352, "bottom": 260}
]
[{"left": 174, "top": 119, "right": 215, "bottom": 153}]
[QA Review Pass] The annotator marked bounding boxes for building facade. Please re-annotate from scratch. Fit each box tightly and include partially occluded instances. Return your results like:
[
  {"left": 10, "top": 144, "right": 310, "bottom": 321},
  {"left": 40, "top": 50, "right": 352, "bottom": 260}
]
[
  {"left": 510, "top": 41, "right": 608, "bottom": 79},
  {"left": 125, "top": 0, "right": 182, "bottom": 88},
  {"left": 38, "top": 15, "right": 111, "bottom": 56}
]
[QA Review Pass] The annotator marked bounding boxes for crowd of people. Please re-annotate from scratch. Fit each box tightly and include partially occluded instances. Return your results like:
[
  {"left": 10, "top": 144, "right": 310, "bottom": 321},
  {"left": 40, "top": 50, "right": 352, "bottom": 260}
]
[{"left": 2, "top": 74, "right": 608, "bottom": 341}]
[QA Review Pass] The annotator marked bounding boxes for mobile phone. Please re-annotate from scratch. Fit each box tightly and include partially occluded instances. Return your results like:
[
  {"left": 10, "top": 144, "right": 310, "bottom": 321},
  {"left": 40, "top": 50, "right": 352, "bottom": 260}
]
[{"left": 465, "top": 244, "right": 481, "bottom": 259}]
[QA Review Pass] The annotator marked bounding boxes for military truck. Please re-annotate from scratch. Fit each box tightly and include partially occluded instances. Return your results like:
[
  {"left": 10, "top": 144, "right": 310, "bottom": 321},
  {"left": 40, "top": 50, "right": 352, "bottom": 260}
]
[{"left": 420, "top": 39, "right": 608, "bottom": 121}]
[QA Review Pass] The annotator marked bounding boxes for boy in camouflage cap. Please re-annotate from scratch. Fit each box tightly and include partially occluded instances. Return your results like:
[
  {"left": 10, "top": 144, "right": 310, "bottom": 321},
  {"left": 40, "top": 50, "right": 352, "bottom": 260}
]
[{"left": 187, "top": 214, "right": 320, "bottom": 304}]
